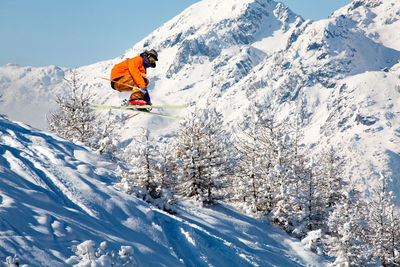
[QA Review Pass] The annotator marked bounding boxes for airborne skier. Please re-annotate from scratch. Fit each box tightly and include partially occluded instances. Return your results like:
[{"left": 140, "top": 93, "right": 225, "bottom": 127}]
[
  {"left": 94, "top": 48, "right": 186, "bottom": 120},
  {"left": 110, "top": 49, "right": 158, "bottom": 106}
]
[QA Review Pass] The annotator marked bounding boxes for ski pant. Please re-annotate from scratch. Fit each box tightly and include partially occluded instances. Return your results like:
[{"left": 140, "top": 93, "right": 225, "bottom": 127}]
[{"left": 111, "top": 75, "right": 151, "bottom": 103}]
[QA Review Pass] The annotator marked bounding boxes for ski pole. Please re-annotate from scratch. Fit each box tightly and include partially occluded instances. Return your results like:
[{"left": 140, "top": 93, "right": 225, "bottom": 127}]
[
  {"left": 98, "top": 77, "right": 141, "bottom": 90},
  {"left": 122, "top": 112, "right": 140, "bottom": 123}
]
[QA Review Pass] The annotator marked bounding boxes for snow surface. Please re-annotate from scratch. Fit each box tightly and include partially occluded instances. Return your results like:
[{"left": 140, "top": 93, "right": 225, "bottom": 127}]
[
  {"left": 1, "top": 0, "right": 400, "bottom": 262},
  {"left": 0, "top": 115, "right": 326, "bottom": 265}
]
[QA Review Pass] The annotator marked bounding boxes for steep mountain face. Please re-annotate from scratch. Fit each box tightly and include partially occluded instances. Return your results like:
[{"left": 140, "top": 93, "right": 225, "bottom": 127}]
[
  {"left": 0, "top": 115, "right": 325, "bottom": 265},
  {"left": 0, "top": 0, "right": 399, "bottom": 200},
  {"left": 243, "top": 0, "right": 400, "bottom": 196}
]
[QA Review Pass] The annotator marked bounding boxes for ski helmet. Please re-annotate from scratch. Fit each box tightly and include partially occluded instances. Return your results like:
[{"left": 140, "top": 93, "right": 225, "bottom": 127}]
[
  {"left": 142, "top": 49, "right": 158, "bottom": 68},
  {"left": 146, "top": 49, "right": 158, "bottom": 61}
]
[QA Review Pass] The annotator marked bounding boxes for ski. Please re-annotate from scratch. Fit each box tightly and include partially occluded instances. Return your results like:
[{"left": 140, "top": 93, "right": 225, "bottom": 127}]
[
  {"left": 89, "top": 103, "right": 188, "bottom": 110},
  {"left": 122, "top": 113, "right": 140, "bottom": 123},
  {"left": 89, "top": 103, "right": 185, "bottom": 120}
]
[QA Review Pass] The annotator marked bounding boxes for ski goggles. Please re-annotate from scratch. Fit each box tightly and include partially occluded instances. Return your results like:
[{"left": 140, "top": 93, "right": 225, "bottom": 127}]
[
  {"left": 149, "top": 56, "right": 157, "bottom": 63},
  {"left": 149, "top": 56, "right": 157, "bottom": 68}
]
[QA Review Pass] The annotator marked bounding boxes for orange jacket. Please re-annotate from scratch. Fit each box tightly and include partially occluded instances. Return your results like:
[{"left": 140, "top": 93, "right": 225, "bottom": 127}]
[{"left": 111, "top": 56, "right": 147, "bottom": 88}]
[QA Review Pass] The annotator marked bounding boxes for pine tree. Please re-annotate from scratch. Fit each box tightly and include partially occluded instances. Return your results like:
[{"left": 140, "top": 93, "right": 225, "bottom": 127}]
[
  {"left": 152, "top": 141, "right": 178, "bottom": 192},
  {"left": 366, "top": 174, "right": 400, "bottom": 266},
  {"left": 295, "top": 148, "right": 346, "bottom": 237},
  {"left": 232, "top": 103, "right": 298, "bottom": 218},
  {"left": 325, "top": 180, "right": 374, "bottom": 266},
  {"left": 126, "top": 129, "right": 158, "bottom": 197},
  {"left": 115, "top": 130, "right": 177, "bottom": 212},
  {"left": 91, "top": 110, "right": 118, "bottom": 156},
  {"left": 150, "top": 141, "right": 179, "bottom": 211},
  {"left": 47, "top": 70, "right": 118, "bottom": 157},
  {"left": 47, "top": 70, "right": 95, "bottom": 144},
  {"left": 270, "top": 120, "right": 305, "bottom": 233},
  {"left": 232, "top": 106, "right": 272, "bottom": 215},
  {"left": 174, "top": 108, "right": 229, "bottom": 205}
]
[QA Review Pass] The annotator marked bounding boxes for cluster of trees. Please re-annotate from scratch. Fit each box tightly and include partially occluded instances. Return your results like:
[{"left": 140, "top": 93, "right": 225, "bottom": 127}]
[
  {"left": 114, "top": 108, "right": 231, "bottom": 213},
  {"left": 47, "top": 73, "right": 400, "bottom": 266}
]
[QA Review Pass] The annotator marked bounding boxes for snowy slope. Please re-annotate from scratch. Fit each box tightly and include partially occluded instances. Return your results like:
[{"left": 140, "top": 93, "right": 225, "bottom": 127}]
[
  {"left": 0, "top": 115, "right": 326, "bottom": 266},
  {"left": 0, "top": 0, "right": 399, "bottom": 200}
]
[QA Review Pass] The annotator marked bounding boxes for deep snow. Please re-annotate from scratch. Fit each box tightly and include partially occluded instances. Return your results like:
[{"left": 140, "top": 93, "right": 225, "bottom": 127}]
[
  {"left": 0, "top": 115, "right": 326, "bottom": 266},
  {"left": 1, "top": 0, "right": 400, "bottom": 264}
]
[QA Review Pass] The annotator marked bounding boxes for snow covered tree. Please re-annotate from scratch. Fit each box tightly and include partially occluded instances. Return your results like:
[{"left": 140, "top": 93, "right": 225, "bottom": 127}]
[
  {"left": 131, "top": 129, "right": 157, "bottom": 194},
  {"left": 174, "top": 108, "right": 230, "bottom": 205},
  {"left": 115, "top": 129, "right": 177, "bottom": 212},
  {"left": 324, "top": 173, "right": 400, "bottom": 266},
  {"left": 232, "top": 103, "right": 297, "bottom": 218},
  {"left": 90, "top": 111, "right": 118, "bottom": 156},
  {"left": 325, "top": 178, "right": 374, "bottom": 266},
  {"left": 146, "top": 140, "right": 178, "bottom": 212},
  {"left": 269, "top": 120, "right": 306, "bottom": 233},
  {"left": 294, "top": 148, "right": 346, "bottom": 238},
  {"left": 119, "top": 129, "right": 158, "bottom": 195},
  {"left": 47, "top": 70, "right": 95, "bottom": 143},
  {"left": 152, "top": 141, "right": 178, "bottom": 192},
  {"left": 315, "top": 147, "right": 346, "bottom": 211},
  {"left": 231, "top": 110, "right": 267, "bottom": 214},
  {"left": 366, "top": 174, "right": 400, "bottom": 266},
  {"left": 47, "top": 70, "right": 117, "bottom": 156}
]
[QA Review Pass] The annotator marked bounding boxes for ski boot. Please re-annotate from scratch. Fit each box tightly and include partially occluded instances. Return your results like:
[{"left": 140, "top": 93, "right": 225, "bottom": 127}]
[{"left": 129, "top": 98, "right": 151, "bottom": 112}]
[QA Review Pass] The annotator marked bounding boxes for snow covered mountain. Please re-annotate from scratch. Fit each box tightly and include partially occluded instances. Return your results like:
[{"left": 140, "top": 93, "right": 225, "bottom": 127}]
[
  {"left": 1, "top": 0, "right": 400, "bottom": 264},
  {"left": 0, "top": 64, "right": 66, "bottom": 130},
  {"left": 1, "top": 0, "right": 399, "bottom": 200},
  {"left": 0, "top": 115, "right": 325, "bottom": 265},
  {"left": 0, "top": 0, "right": 400, "bottom": 246}
]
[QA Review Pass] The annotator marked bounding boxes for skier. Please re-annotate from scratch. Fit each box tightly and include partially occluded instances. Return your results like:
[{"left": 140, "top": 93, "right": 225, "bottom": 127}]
[{"left": 110, "top": 49, "right": 158, "bottom": 106}]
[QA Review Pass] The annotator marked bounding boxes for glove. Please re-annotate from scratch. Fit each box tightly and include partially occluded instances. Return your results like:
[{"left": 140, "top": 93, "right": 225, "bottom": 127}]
[{"left": 140, "top": 87, "right": 148, "bottom": 94}]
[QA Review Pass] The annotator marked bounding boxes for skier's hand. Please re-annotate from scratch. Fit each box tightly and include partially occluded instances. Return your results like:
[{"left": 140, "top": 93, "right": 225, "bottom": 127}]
[{"left": 140, "top": 87, "right": 148, "bottom": 94}]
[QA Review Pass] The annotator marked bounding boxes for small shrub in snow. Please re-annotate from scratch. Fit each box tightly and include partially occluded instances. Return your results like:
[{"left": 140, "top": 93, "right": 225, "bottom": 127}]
[
  {"left": 2, "top": 255, "right": 21, "bottom": 267},
  {"left": 301, "top": 229, "right": 324, "bottom": 255},
  {"left": 66, "top": 240, "right": 136, "bottom": 266}
]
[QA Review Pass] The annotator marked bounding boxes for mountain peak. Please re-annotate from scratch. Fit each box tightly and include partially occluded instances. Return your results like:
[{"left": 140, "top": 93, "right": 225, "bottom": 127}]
[
  {"left": 127, "top": 0, "right": 302, "bottom": 82},
  {"left": 348, "top": 0, "right": 383, "bottom": 10}
]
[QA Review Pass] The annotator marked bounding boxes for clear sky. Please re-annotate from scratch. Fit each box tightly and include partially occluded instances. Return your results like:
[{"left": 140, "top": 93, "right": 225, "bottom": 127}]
[{"left": 0, "top": 0, "right": 352, "bottom": 68}]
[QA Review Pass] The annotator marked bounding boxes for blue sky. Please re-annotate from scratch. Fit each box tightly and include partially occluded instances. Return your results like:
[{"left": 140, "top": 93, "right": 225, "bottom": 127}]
[{"left": 0, "top": 0, "right": 352, "bottom": 68}]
